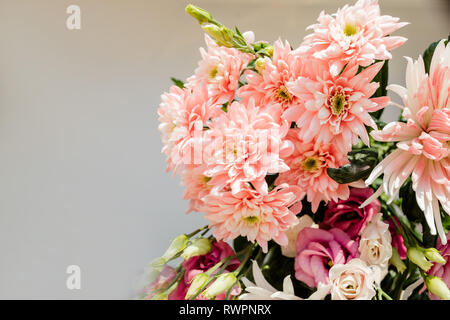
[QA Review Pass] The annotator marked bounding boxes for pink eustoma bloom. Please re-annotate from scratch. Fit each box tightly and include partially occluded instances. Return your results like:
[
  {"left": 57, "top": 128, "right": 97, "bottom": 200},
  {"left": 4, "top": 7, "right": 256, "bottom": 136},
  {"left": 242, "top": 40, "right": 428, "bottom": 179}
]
[{"left": 295, "top": 227, "right": 359, "bottom": 288}]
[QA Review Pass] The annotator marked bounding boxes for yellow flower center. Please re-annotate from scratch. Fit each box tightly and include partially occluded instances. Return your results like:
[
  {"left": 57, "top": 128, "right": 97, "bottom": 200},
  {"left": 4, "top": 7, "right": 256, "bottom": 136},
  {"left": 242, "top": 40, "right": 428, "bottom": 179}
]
[
  {"left": 302, "top": 157, "right": 320, "bottom": 172},
  {"left": 243, "top": 216, "right": 259, "bottom": 224},
  {"left": 275, "top": 86, "right": 293, "bottom": 102},
  {"left": 343, "top": 23, "right": 359, "bottom": 36},
  {"left": 330, "top": 92, "right": 347, "bottom": 116},
  {"left": 209, "top": 66, "right": 218, "bottom": 79}
]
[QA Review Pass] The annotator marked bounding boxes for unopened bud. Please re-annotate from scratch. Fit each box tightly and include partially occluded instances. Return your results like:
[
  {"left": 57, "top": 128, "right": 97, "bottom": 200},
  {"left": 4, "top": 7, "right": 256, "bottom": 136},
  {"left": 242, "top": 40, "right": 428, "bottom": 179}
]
[
  {"left": 390, "top": 247, "right": 407, "bottom": 273},
  {"left": 407, "top": 247, "right": 433, "bottom": 272},
  {"left": 255, "top": 58, "right": 267, "bottom": 73},
  {"left": 182, "top": 238, "right": 212, "bottom": 260},
  {"left": 424, "top": 248, "right": 446, "bottom": 265},
  {"left": 161, "top": 234, "right": 189, "bottom": 262},
  {"left": 426, "top": 276, "right": 450, "bottom": 300},
  {"left": 202, "top": 24, "right": 235, "bottom": 48},
  {"left": 185, "top": 273, "right": 209, "bottom": 299},
  {"left": 185, "top": 4, "right": 213, "bottom": 24},
  {"left": 202, "top": 272, "right": 237, "bottom": 299}
]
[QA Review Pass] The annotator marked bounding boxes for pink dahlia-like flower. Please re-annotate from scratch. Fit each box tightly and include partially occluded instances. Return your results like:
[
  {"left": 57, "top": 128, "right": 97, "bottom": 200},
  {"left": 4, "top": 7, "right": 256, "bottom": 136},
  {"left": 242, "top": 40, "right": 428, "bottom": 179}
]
[
  {"left": 158, "top": 84, "right": 222, "bottom": 173},
  {"left": 238, "top": 40, "right": 303, "bottom": 113},
  {"left": 203, "top": 99, "right": 291, "bottom": 195},
  {"left": 295, "top": 227, "right": 360, "bottom": 288},
  {"left": 180, "top": 164, "right": 212, "bottom": 213},
  {"left": 320, "top": 187, "right": 381, "bottom": 239},
  {"left": 187, "top": 35, "right": 252, "bottom": 106},
  {"left": 143, "top": 265, "right": 176, "bottom": 300},
  {"left": 427, "top": 234, "right": 450, "bottom": 300},
  {"left": 169, "top": 241, "right": 240, "bottom": 300},
  {"left": 297, "top": 0, "right": 407, "bottom": 76},
  {"left": 285, "top": 60, "right": 389, "bottom": 154},
  {"left": 275, "top": 128, "right": 350, "bottom": 212},
  {"left": 201, "top": 184, "right": 303, "bottom": 253},
  {"left": 365, "top": 40, "right": 450, "bottom": 243}
]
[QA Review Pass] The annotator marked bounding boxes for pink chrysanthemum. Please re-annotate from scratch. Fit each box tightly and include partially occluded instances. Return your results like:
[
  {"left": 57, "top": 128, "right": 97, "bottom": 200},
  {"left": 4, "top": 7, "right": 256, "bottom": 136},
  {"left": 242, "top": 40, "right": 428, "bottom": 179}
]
[
  {"left": 238, "top": 40, "right": 303, "bottom": 115},
  {"left": 364, "top": 40, "right": 450, "bottom": 244},
  {"left": 158, "top": 84, "right": 222, "bottom": 173},
  {"left": 284, "top": 60, "right": 389, "bottom": 154},
  {"left": 203, "top": 99, "right": 291, "bottom": 195},
  {"left": 201, "top": 184, "right": 303, "bottom": 252},
  {"left": 187, "top": 35, "right": 252, "bottom": 106},
  {"left": 180, "top": 164, "right": 213, "bottom": 214},
  {"left": 276, "top": 128, "right": 350, "bottom": 212},
  {"left": 297, "top": 0, "right": 407, "bottom": 75}
]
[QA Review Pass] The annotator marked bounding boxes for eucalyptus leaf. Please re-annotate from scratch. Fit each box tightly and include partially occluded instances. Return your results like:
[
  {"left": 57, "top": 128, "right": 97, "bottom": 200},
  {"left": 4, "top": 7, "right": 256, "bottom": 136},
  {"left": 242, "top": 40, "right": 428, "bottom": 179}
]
[{"left": 327, "top": 149, "right": 379, "bottom": 184}]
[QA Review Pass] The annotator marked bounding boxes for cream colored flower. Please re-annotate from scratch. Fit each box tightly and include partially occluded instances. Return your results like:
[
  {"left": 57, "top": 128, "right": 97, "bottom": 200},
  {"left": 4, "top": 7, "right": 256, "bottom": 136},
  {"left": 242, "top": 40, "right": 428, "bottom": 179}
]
[
  {"left": 358, "top": 213, "right": 392, "bottom": 282},
  {"left": 239, "top": 260, "right": 328, "bottom": 300},
  {"left": 329, "top": 258, "right": 376, "bottom": 300},
  {"left": 281, "top": 215, "right": 317, "bottom": 258}
]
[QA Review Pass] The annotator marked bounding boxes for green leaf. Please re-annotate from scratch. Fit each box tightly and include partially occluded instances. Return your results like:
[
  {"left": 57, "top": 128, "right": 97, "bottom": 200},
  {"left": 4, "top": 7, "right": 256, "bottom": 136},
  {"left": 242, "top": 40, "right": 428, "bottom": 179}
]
[
  {"left": 423, "top": 37, "right": 449, "bottom": 74},
  {"left": 327, "top": 148, "right": 379, "bottom": 184},
  {"left": 399, "top": 179, "right": 423, "bottom": 223},
  {"left": 170, "top": 77, "right": 185, "bottom": 89},
  {"left": 370, "top": 60, "right": 388, "bottom": 120}
]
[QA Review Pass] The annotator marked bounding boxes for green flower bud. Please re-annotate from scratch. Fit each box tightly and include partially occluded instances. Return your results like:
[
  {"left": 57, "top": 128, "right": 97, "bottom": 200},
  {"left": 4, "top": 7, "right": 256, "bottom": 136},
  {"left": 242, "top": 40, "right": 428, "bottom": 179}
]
[
  {"left": 185, "top": 273, "right": 210, "bottom": 299},
  {"left": 150, "top": 292, "right": 169, "bottom": 300},
  {"left": 161, "top": 234, "right": 189, "bottom": 262},
  {"left": 150, "top": 257, "right": 166, "bottom": 270},
  {"left": 407, "top": 247, "right": 433, "bottom": 272},
  {"left": 265, "top": 45, "right": 273, "bottom": 57},
  {"left": 426, "top": 276, "right": 450, "bottom": 300},
  {"left": 424, "top": 248, "right": 446, "bottom": 265},
  {"left": 202, "top": 273, "right": 237, "bottom": 299},
  {"left": 202, "top": 24, "right": 235, "bottom": 48},
  {"left": 390, "top": 247, "right": 407, "bottom": 273},
  {"left": 182, "top": 238, "right": 212, "bottom": 260},
  {"left": 185, "top": 4, "right": 213, "bottom": 24},
  {"left": 255, "top": 58, "right": 266, "bottom": 73}
]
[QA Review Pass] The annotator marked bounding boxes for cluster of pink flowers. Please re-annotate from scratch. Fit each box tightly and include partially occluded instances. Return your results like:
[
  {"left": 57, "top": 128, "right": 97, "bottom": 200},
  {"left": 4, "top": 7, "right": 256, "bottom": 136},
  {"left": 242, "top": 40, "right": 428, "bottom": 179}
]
[
  {"left": 150, "top": 0, "right": 450, "bottom": 301},
  {"left": 158, "top": 0, "right": 407, "bottom": 252},
  {"left": 293, "top": 188, "right": 395, "bottom": 299}
]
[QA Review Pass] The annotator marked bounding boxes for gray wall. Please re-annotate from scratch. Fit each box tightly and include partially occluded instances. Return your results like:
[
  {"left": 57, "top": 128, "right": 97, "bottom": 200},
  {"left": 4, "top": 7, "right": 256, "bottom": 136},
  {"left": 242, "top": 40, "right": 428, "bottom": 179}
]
[{"left": 0, "top": 0, "right": 449, "bottom": 299}]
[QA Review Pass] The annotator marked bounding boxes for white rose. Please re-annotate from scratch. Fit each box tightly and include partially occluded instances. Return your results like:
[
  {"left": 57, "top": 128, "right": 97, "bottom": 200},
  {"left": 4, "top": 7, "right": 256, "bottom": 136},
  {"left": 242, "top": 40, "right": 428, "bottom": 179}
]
[
  {"left": 358, "top": 213, "right": 392, "bottom": 282},
  {"left": 329, "top": 258, "right": 376, "bottom": 300},
  {"left": 281, "top": 215, "right": 317, "bottom": 258}
]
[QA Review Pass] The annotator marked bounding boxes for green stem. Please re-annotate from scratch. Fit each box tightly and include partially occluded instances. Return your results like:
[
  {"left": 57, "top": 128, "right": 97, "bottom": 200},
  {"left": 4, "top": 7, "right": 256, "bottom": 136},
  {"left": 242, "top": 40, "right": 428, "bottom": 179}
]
[{"left": 186, "top": 225, "right": 209, "bottom": 239}]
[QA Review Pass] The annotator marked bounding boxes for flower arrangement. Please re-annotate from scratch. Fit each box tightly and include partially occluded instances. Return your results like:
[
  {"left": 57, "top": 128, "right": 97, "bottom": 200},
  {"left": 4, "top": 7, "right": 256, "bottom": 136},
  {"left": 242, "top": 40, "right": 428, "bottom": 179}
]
[{"left": 145, "top": 0, "right": 450, "bottom": 300}]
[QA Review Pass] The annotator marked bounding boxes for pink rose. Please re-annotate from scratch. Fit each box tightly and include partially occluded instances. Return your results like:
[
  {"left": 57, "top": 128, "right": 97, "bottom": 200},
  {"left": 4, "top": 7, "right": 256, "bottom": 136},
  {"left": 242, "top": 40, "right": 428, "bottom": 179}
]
[
  {"left": 295, "top": 227, "right": 359, "bottom": 288},
  {"left": 427, "top": 234, "right": 450, "bottom": 300},
  {"left": 320, "top": 188, "right": 381, "bottom": 239},
  {"left": 168, "top": 241, "right": 240, "bottom": 300}
]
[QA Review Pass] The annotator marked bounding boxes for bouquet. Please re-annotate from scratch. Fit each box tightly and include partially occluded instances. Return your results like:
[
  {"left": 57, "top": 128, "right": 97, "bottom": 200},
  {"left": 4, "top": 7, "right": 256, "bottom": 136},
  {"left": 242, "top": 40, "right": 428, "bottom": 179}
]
[{"left": 144, "top": 0, "right": 450, "bottom": 300}]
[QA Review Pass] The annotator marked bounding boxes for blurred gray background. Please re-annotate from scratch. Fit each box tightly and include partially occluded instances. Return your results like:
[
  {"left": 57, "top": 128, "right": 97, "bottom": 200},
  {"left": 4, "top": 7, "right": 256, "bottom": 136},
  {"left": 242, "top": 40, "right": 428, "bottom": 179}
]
[{"left": 0, "top": 0, "right": 449, "bottom": 299}]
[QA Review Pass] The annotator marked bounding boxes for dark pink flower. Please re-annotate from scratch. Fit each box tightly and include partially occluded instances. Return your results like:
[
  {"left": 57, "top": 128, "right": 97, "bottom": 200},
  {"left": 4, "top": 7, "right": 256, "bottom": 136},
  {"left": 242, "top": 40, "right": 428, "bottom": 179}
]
[
  {"left": 295, "top": 227, "right": 359, "bottom": 288},
  {"left": 168, "top": 241, "right": 240, "bottom": 300},
  {"left": 320, "top": 187, "right": 381, "bottom": 239},
  {"left": 387, "top": 217, "right": 407, "bottom": 259},
  {"left": 427, "top": 234, "right": 450, "bottom": 300}
]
